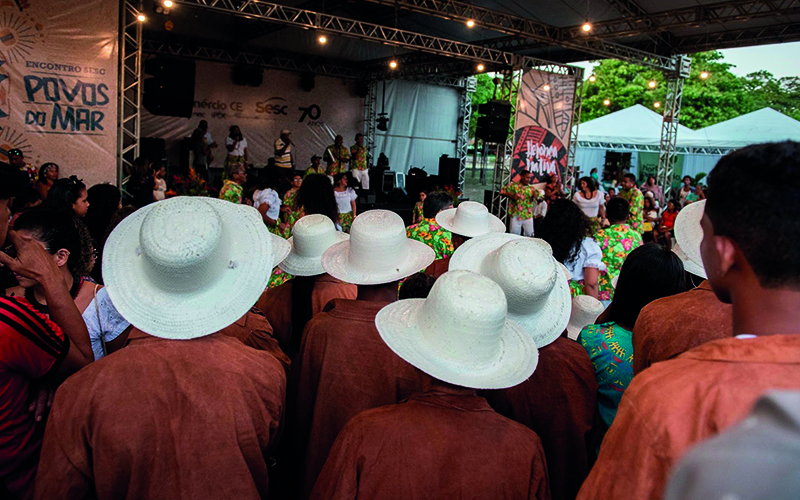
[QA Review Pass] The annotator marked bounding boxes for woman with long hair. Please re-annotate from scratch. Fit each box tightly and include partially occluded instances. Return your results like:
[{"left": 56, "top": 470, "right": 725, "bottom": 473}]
[
  {"left": 45, "top": 176, "right": 90, "bottom": 218},
  {"left": 539, "top": 199, "right": 606, "bottom": 299},
  {"left": 641, "top": 175, "right": 663, "bottom": 206},
  {"left": 333, "top": 172, "right": 358, "bottom": 233},
  {"left": 296, "top": 173, "right": 340, "bottom": 229},
  {"left": 34, "top": 162, "right": 59, "bottom": 200},
  {"left": 252, "top": 170, "right": 285, "bottom": 235},
  {"left": 573, "top": 176, "right": 606, "bottom": 220},
  {"left": 84, "top": 184, "right": 122, "bottom": 283}
]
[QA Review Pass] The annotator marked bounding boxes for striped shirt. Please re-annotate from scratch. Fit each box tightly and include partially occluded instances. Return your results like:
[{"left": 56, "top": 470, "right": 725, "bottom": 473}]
[{"left": 274, "top": 138, "right": 293, "bottom": 169}]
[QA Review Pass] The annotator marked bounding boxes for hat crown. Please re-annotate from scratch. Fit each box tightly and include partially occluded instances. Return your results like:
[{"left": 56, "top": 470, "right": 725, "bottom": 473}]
[
  {"left": 139, "top": 199, "right": 229, "bottom": 293},
  {"left": 293, "top": 214, "right": 339, "bottom": 258},
  {"left": 675, "top": 200, "right": 706, "bottom": 269},
  {"left": 570, "top": 295, "right": 605, "bottom": 324},
  {"left": 482, "top": 239, "right": 557, "bottom": 313},
  {"left": 418, "top": 271, "right": 506, "bottom": 367},
  {"left": 347, "top": 210, "right": 408, "bottom": 273},
  {"left": 452, "top": 201, "right": 491, "bottom": 231}
]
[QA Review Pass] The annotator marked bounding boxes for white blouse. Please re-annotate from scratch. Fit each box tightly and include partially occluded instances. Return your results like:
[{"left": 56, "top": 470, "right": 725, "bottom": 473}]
[
  {"left": 334, "top": 188, "right": 358, "bottom": 214},
  {"left": 253, "top": 188, "right": 281, "bottom": 220},
  {"left": 565, "top": 237, "right": 607, "bottom": 281},
  {"left": 226, "top": 136, "right": 248, "bottom": 157},
  {"left": 573, "top": 191, "right": 604, "bottom": 218},
  {"left": 82, "top": 287, "right": 130, "bottom": 361}
]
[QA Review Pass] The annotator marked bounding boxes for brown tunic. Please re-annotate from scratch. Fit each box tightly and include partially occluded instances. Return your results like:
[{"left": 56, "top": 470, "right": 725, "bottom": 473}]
[
  {"left": 310, "top": 391, "right": 551, "bottom": 500},
  {"left": 632, "top": 280, "right": 732, "bottom": 375},
  {"left": 33, "top": 333, "right": 287, "bottom": 500},
  {"left": 424, "top": 255, "right": 451, "bottom": 278},
  {"left": 484, "top": 336, "right": 598, "bottom": 500},
  {"left": 220, "top": 307, "right": 291, "bottom": 374},
  {"left": 294, "top": 299, "right": 425, "bottom": 499}
]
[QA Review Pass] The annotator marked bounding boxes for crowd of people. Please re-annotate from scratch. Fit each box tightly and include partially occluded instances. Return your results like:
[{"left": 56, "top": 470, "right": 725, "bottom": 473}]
[{"left": 0, "top": 139, "right": 798, "bottom": 500}]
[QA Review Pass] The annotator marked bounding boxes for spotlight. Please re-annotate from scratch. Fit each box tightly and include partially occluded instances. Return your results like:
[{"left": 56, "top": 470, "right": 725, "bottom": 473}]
[
  {"left": 648, "top": 80, "right": 657, "bottom": 89},
  {"left": 163, "top": 0, "right": 173, "bottom": 7},
  {"left": 700, "top": 71, "right": 709, "bottom": 80},
  {"left": 476, "top": 63, "right": 485, "bottom": 72},
  {"left": 603, "top": 98, "right": 611, "bottom": 106},
  {"left": 654, "top": 101, "right": 661, "bottom": 108},
  {"left": 543, "top": 84, "right": 550, "bottom": 91},
  {"left": 389, "top": 60, "right": 398, "bottom": 69},
  {"left": 318, "top": 34, "right": 327, "bottom": 45},
  {"left": 466, "top": 19, "right": 476, "bottom": 28},
  {"left": 582, "top": 22, "right": 592, "bottom": 33},
  {"left": 588, "top": 74, "right": 596, "bottom": 82},
  {"left": 137, "top": 13, "right": 146, "bottom": 22}
]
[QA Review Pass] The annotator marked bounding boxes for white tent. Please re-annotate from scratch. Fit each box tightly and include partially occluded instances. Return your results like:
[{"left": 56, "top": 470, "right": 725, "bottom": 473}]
[{"left": 685, "top": 107, "right": 800, "bottom": 150}]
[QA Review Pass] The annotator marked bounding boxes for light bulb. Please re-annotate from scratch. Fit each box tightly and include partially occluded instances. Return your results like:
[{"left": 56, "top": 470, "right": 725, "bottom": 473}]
[
  {"left": 466, "top": 19, "right": 475, "bottom": 28},
  {"left": 389, "top": 60, "right": 398, "bottom": 69},
  {"left": 137, "top": 13, "right": 146, "bottom": 22},
  {"left": 318, "top": 35, "right": 327, "bottom": 44},
  {"left": 543, "top": 84, "right": 550, "bottom": 91},
  {"left": 648, "top": 80, "right": 657, "bottom": 88},
  {"left": 163, "top": 0, "right": 173, "bottom": 7},
  {"left": 654, "top": 102, "right": 661, "bottom": 108},
  {"left": 582, "top": 22, "right": 592, "bottom": 32},
  {"left": 588, "top": 75, "right": 596, "bottom": 82},
  {"left": 700, "top": 71, "right": 709, "bottom": 79},
  {"left": 476, "top": 63, "right": 485, "bottom": 72},
  {"left": 603, "top": 99, "right": 611, "bottom": 106}
]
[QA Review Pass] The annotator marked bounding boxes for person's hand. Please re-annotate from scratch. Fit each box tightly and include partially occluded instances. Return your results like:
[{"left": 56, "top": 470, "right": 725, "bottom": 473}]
[
  {"left": 28, "top": 383, "right": 55, "bottom": 423},
  {"left": 0, "top": 230, "right": 61, "bottom": 286}
]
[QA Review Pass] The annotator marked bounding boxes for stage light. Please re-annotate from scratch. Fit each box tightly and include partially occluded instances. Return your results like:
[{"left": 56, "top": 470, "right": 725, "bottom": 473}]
[
  {"left": 543, "top": 84, "right": 551, "bottom": 91},
  {"left": 466, "top": 19, "right": 476, "bottom": 28},
  {"left": 648, "top": 80, "right": 657, "bottom": 89},
  {"left": 582, "top": 22, "right": 592, "bottom": 33},
  {"left": 389, "top": 60, "right": 398, "bottom": 69},
  {"left": 476, "top": 63, "right": 485, "bottom": 72},
  {"left": 318, "top": 34, "right": 327, "bottom": 45},
  {"left": 654, "top": 101, "right": 661, "bottom": 108},
  {"left": 588, "top": 74, "right": 596, "bottom": 82},
  {"left": 700, "top": 71, "right": 709, "bottom": 80},
  {"left": 163, "top": 0, "right": 173, "bottom": 7},
  {"left": 137, "top": 13, "right": 146, "bottom": 22},
  {"left": 603, "top": 99, "right": 611, "bottom": 106}
]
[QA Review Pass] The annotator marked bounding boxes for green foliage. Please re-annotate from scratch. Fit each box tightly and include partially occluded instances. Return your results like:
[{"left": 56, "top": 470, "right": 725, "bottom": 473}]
[{"left": 469, "top": 74, "right": 497, "bottom": 139}]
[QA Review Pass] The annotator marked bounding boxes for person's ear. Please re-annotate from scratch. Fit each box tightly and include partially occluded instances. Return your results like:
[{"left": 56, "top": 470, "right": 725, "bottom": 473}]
[
  {"left": 712, "top": 235, "right": 737, "bottom": 278},
  {"left": 54, "top": 249, "right": 70, "bottom": 268}
]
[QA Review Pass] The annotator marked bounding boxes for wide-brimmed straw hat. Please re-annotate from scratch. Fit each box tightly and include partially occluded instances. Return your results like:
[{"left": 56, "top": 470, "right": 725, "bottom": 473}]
[
  {"left": 674, "top": 200, "right": 707, "bottom": 278},
  {"left": 450, "top": 233, "right": 571, "bottom": 348},
  {"left": 103, "top": 197, "right": 275, "bottom": 340},
  {"left": 270, "top": 233, "right": 291, "bottom": 269},
  {"left": 279, "top": 214, "right": 349, "bottom": 276},
  {"left": 322, "top": 210, "right": 435, "bottom": 285},
  {"left": 375, "top": 270, "right": 538, "bottom": 389},
  {"left": 435, "top": 201, "right": 505, "bottom": 238},
  {"left": 566, "top": 295, "right": 605, "bottom": 340}
]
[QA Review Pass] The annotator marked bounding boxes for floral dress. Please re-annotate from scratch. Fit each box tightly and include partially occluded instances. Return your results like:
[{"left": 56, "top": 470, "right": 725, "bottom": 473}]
[
  {"left": 502, "top": 182, "right": 540, "bottom": 220},
  {"left": 412, "top": 202, "right": 424, "bottom": 225},
  {"left": 406, "top": 218, "right": 454, "bottom": 260},
  {"left": 619, "top": 187, "right": 645, "bottom": 233},
  {"left": 594, "top": 224, "right": 643, "bottom": 300},
  {"left": 350, "top": 144, "right": 368, "bottom": 171},
  {"left": 305, "top": 165, "right": 327, "bottom": 178},
  {"left": 218, "top": 180, "right": 243, "bottom": 204},
  {"left": 282, "top": 187, "right": 301, "bottom": 237},
  {"left": 325, "top": 145, "right": 351, "bottom": 175},
  {"left": 267, "top": 267, "right": 293, "bottom": 289}
]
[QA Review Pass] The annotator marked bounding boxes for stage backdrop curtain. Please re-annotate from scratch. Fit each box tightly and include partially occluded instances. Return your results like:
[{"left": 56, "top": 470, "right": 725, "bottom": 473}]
[{"left": 372, "top": 80, "right": 459, "bottom": 177}]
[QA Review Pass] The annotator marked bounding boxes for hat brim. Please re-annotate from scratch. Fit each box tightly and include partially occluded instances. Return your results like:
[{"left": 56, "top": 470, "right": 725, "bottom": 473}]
[
  {"left": 376, "top": 299, "right": 538, "bottom": 389},
  {"left": 322, "top": 238, "right": 435, "bottom": 285},
  {"left": 103, "top": 198, "right": 274, "bottom": 340},
  {"left": 270, "top": 233, "right": 292, "bottom": 270},
  {"left": 673, "top": 243, "right": 707, "bottom": 279},
  {"left": 674, "top": 201, "right": 706, "bottom": 275},
  {"left": 279, "top": 232, "right": 350, "bottom": 277},
  {"left": 450, "top": 233, "right": 571, "bottom": 348},
  {"left": 435, "top": 209, "right": 506, "bottom": 238}
]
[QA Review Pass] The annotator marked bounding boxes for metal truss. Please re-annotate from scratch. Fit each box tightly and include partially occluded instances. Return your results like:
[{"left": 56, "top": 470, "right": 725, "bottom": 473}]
[
  {"left": 141, "top": 37, "right": 360, "bottom": 78},
  {"left": 363, "top": 81, "right": 378, "bottom": 167},
  {"left": 577, "top": 142, "right": 732, "bottom": 156},
  {"left": 671, "top": 21, "right": 800, "bottom": 52},
  {"left": 489, "top": 70, "right": 520, "bottom": 223},
  {"left": 565, "top": 69, "right": 585, "bottom": 195},
  {"left": 118, "top": 0, "right": 143, "bottom": 188},
  {"left": 455, "top": 76, "right": 476, "bottom": 190},
  {"left": 657, "top": 55, "right": 690, "bottom": 200}
]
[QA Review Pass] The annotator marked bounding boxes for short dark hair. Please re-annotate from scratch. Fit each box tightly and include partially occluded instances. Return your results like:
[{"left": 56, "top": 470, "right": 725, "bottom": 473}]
[
  {"left": 520, "top": 169, "right": 531, "bottom": 176},
  {"left": 706, "top": 141, "right": 800, "bottom": 288},
  {"left": 623, "top": 173, "right": 636, "bottom": 183},
  {"left": 14, "top": 208, "right": 88, "bottom": 278},
  {"left": 609, "top": 243, "right": 686, "bottom": 327},
  {"left": 399, "top": 273, "right": 437, "bottom": 299},
  {"left": 422, "top": 191, "right": 453, "bottom": 219},
  {"left": 355, "top": 133, "right": 363, "bottom": 139},
  {"left": 0, "top": 162, "right": 29, "bottom": 200},
  {"left": 606, "top": 197, "right": 630, "bottom": 224}
]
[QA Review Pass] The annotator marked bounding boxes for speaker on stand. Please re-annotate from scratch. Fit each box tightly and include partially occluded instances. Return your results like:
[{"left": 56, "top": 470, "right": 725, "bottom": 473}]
[{"left": 476, "top": 101, "right": 512, "bottom": 144}]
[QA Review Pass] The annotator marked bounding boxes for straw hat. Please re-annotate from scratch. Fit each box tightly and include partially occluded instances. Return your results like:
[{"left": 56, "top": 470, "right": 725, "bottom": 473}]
[
  {"left": 103, "top": 197, "right": 275, "bottom": 340},
  {"left": 435, "top": 201, "right": 505, "bottom": 238},
  {"left": 566, "top": 295, "right": 605, "bottom": 340},
  {"left": 322, "top": 210, "right": 435, "bottom": 285},
  {"left": 673, "top": 200, "right": 707, "bottom": 278},
  {"left": 279, "top": 214, "right": 349, "bottom": 276},
  {"left": 375, "top": 270, "right": 538, "bottom": 389},
  {"left": 450, "top": 233, "right": 571, "bottom": 348},
  {"left": 270, "top": 232, "right": 291, "bottom": 269}
]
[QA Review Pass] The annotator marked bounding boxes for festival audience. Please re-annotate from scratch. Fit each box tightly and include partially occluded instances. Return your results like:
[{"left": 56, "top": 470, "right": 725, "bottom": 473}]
[
  {"left": 253, "top": 171, "right": 284, "bottom": 234},
  {"left": 429, "top": 200, "right": 505, "bottom": 277},
  {"left": 397, "top": 272, "right": 436, "bottom": 299},
  {"left": 412, "top": 190, "right": 426, "bottom": 224},
  {"left": 280, "top": 172, "right": 303, "bottom": 236},
  {"left": 406, "top": 191, "right": 454, "bottom": 260},
  {"left": 219, "top": 163, "right": 247, "bottom": 204},
  {"left": 618, "top": 172, "right": 644, "bottom": 233},
  {"left": 642, "top": 195, "right": 658, "bottom": 241},
  {"left": 296, "top": 174, "right": 340, "bottom": 230},
  {"left": 45, "top": 176, "right": 90, "bottom": 218},
  {"left": 640, "top": 175, "right": 663, "bottom": 206},
  {"left": 332, "top": 172, "right": 358, "bottom": 233},
  {"left": 594, "top": 197, "right": 643, "bottom": 300},
  {"left": 678, "top": 175, "right": 694, "bottom": 207},
  {"left": 33, "top": 163, "right": 59, "bottom": 200}
]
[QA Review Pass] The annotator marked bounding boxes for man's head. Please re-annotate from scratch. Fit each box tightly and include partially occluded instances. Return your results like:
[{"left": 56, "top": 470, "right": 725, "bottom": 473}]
[
  {"left": 621, "top": 173, "right": 636, "bottom": 190},
  {"left": 227, "top": 164, "right": 246, "bottom": 185},
  {"left": 701, "top": 141, "right": 800, "bottom": 303},
  {"left": 311, "top": 154, "right": 321, "bottom": 166},
  {"left": 422, "top": 191, "right": 454, "bottom": 219},
  {"left": 334, "top": 134, "right": 344, "bottom": 146},
  {"left": 355, "top": 133, "right": 364, "bottom": 146},
  {"left": 519, "top": 170, "right": 532, "bottom": 185},
  {"left": 606, "top": 197, "right": 630, "bottom": 225},
  {"left": 7, "top": 149, "right": 24, "bottom": 169},
  {"left": 281, "top": 128, "right": 291, "bottom": 141},
  {"left": 198, "top": 120, "right": 208, "bottom": 131},
  {"left": 683, "top": 175, "right": 692, "bottom": 187},
  {"left": 0, "top": 161, "right": 30, "bottom": 242}
]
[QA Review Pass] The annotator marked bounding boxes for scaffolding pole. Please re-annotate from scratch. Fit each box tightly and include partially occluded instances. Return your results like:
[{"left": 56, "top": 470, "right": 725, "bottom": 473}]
[
  {"left": 565, "top": 67, "right": 585, "bottom": 195},
  {"left": 363, "top": 81, "right": 378, "bottom": 167},
  {"left": 489, "top": 70, "right": 521, "bottom": 223},
  {"left": 455, "top": 76, "right": 476, "bottom": 191},
  {"left": 118, "top": 0, "right": 143, "bottom": 188},
  {"left": 657, "top": 55, "right": 691, "bottom": 200}
]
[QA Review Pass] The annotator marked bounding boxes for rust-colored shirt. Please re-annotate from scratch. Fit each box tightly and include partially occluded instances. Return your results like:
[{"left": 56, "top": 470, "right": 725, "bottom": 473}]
[
  {"left": 484, "top": 336, "right": 598, "bottom": 500},
  {"left": 310, "top": 391, "right": 550, "bottom": 500},
  {"left": 256, "top": 275, "right": 357, "bottom": 353},
  {"left": 33, "top": 333, "right": 287, "bottom": 500},
  {"left": 577, "top": 334, "right": 800, "bottom": 500},
  {"left": 632, "top": 280, "right": 732, "bottom": 375},
  {"left": 294, "top": 299, "right": 425, "bottom": 499},
  {"left": 220, "top": 307, "right": 291, "bottom": 375},
  {"left": 424, "top": 255, "right": 451, "bottom": 278}
]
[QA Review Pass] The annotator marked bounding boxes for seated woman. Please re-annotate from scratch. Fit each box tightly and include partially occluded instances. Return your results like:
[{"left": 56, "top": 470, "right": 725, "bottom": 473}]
[
  {"left": 658, "top": 200, "right": 679, "bottom": 249},
  {"left": 578, "top": 243, "right": 686, "bottom": 445},
  {"left": 33, "top": 162, "right": 59, "bottom": 200},
  {"left": 642, "top": 195, "right": 659, "bottom": 243},
  {"left": 6, "top": 208, "right": 132, "bottom": 360},
  {"left": 279, "top": 172, "right": 303, "bottom": 237},
  {"left": 539, "top": 199, "right": 606, "bottom": 300}
]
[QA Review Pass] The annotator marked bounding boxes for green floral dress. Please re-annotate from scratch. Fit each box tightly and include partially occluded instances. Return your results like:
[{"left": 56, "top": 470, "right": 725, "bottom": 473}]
[
  {"left": 282, "top": 187, "right": 301, "bottom": 238},
  {"left": 594, "top": 224, "right": 643, "bottom": 300},
  {"left": 267, "top": 267, "right": 293, "bottom": 289},
  {"left": 619, "top": 187, "right": 645, "bottom": 233},
  {"left": 350, "top": 144, "right": 368, "bottom": 171},
  {"left": 412, "top": 202, "right": 424, "bottom": 224},
  {"left": 305, "top": 165, "right": 327, "bottom": 178},
  {"left": 218, "top": 180, "right": 243, "bottom": 204},
  {"left": 406, "top": 218, "right": 454, "bottom": 260},
  {"left": 325, "top": 145, "right": 351, "bottom": 175},
  {"left": 502, "top": 182, "right": 540, "bottom": 220}
]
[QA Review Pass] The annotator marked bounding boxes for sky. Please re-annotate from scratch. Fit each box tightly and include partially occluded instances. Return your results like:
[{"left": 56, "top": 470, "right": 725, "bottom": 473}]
[{"left": 573, "top": 41, "right": 800, "bottom": 80}]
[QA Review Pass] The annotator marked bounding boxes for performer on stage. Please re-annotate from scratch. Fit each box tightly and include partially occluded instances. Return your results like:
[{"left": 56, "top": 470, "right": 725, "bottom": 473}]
[
  {"left": 224, "top": 125, "right": 248, "bottom": 177},
  {"left": 324, "top": 135, "right": 350, "bottom": 176},
  {"left": 305, "top": 154, "right": 326, "bottom": 178},
  {"left": 274, "top": 129, "right": 295, "bottom": 176},
  {"left": 350, "top": 133, "right": 370, "bottom": 189}
]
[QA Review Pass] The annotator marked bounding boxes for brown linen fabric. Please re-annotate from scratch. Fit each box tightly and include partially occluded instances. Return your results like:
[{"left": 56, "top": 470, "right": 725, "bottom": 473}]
[
  {"left": 294, "top": 299, "right": 425, "bottom": 499},
  {"left": 484, "top": 336, "right": 599, "bottom": 500},
  {"left": 424, "top": 255, "right": 451, "bottom": 278},
  {"left": 310, "top": 391, "right": 550, "bottom": 500},
  {"left": 256, "top": 274, "right": 357, "bottom": 352},
  {"left": 33, "top": 333, "right": 287, "bottom": 500},
  {"left": 220, "top": 307, "right": 290, "bottom": 374},
  {"left": 577, "top": 334, "right": 800, "bottom": 500},
  {"left": 632, "top": 280, "right": 732, "bottom": 375}
]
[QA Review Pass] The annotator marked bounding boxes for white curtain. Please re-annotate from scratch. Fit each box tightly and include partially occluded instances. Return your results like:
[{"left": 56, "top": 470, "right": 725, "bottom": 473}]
[{"left": 682, "top": 154, "right": 723, "bottom": 180}]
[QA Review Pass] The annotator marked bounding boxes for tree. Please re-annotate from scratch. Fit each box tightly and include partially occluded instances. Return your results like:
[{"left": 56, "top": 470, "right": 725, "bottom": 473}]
[{"left": 469, "top": 74, "right": 497, "bottom": 139}]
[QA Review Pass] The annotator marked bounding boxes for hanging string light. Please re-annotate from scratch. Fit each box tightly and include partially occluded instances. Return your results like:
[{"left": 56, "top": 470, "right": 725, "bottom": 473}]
[
  {"left": 603, "top": 99, "right": 611, "bottom": 106},
  {"left": 653, "top": 102, "right": 661, "bottom": 108},
  {"left": 476, "top": 63, "right": 485, "bottom": 72},
  {"left": 700, "top": 71, "right": 710, "bottom": 80},
  {"left": 581, "top": 22, "right": 592, "bottom": 33},
  {"left": 543, "top": 84, "right": 551, "bottom": 91},
  {"left": 318, "top": 34, "right": 328, "bottom": 45},
  {"left": 648, "top": 80, "right": 657, "bottom": 89},
  {"left": 466, "top": 19, "right": 476, "bottom": 28},
  {"left": 588, "top": 74, "right": 596, "bottom": 82},
  {"left": 137, "top": 13, "right": 146, "bottom": 22},
  {"left": 389, "top": 60, "right": 398, "bottom": 69}
]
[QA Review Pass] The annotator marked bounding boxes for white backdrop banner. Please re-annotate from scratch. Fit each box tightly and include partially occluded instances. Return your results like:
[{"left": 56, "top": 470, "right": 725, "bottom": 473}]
[
  {"left": 141, "top": 60, "right": 364, "bottom": 170},
  {"left": 0, "top": 0, "right": 119, "bottom": 186}
]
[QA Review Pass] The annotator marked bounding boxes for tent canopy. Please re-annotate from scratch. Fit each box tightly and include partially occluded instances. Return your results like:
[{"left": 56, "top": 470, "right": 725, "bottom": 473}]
[
  {"left": 684, "top": 108, "right": 800, "bottom": 149},
  {"left": 576, "top": 104, "right": 695, "bottom": 146}
]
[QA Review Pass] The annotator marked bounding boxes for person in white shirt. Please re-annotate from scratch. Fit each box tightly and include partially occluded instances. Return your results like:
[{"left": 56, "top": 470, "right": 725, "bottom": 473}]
[
  {"left": 573, "top": 176, "right": 606, "bottom": 219},
  {"left": 253, "top": 174, "right": 284, "bottom": 235},
  {"left": 224, "top": 125, "right": 248, "bottom": 176},
  {"left": 153, "top": 164, "right": 167, "bottom": 201},
  {"left": 332, "top": 172, "right": 358, "bottom": 233}
]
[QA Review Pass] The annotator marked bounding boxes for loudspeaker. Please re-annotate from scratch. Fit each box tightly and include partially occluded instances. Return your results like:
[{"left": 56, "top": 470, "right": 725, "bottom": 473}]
[
  {"left": 300, "top": 73, "right": 315, "bottom": 92},
  {"left": 143, "top": 57, "right": 195, "bottom": 118},
  {"left": 231, "top": 65, "right": 263, "bottom": 87},
  {"left": 438, "top": 155, "right": 460, "bottom": 187},
  {"left": 476, "top": 101, "right": 512, "bottom": 143},
  {"left": 140, "top": 137, "right": 166, "bottom": 164},
  {"left": 356, "top": 80, "right": 369, "bottom": 98}
]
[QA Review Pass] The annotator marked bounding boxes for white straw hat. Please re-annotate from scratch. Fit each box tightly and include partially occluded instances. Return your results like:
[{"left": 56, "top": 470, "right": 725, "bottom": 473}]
[
  {"left": 279, "top": 214, "right": 349, "bottom": 276},
  {"left": 566, "top": 295, "right": 605, "bottom": 340},
  {"left": 322, "top": 210, "right": 435, "bottom": 285},
  {"left": 673, "top": 200, "right": 707, "bottom": 278},
  {"left": 450, "top": 233, "right": 572, "bottom": 348},
  {"left": 103, "top": 197, "right": 274, "bottom": 340},
  {"left": 435, "top": 201, "right": 506, "bottom": 238},
  {"left": 270, "top": 233, "right": 291, "bottom": 269},
  {"left": 375, "top": 270, "right": 538, "bottom": 389}
]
